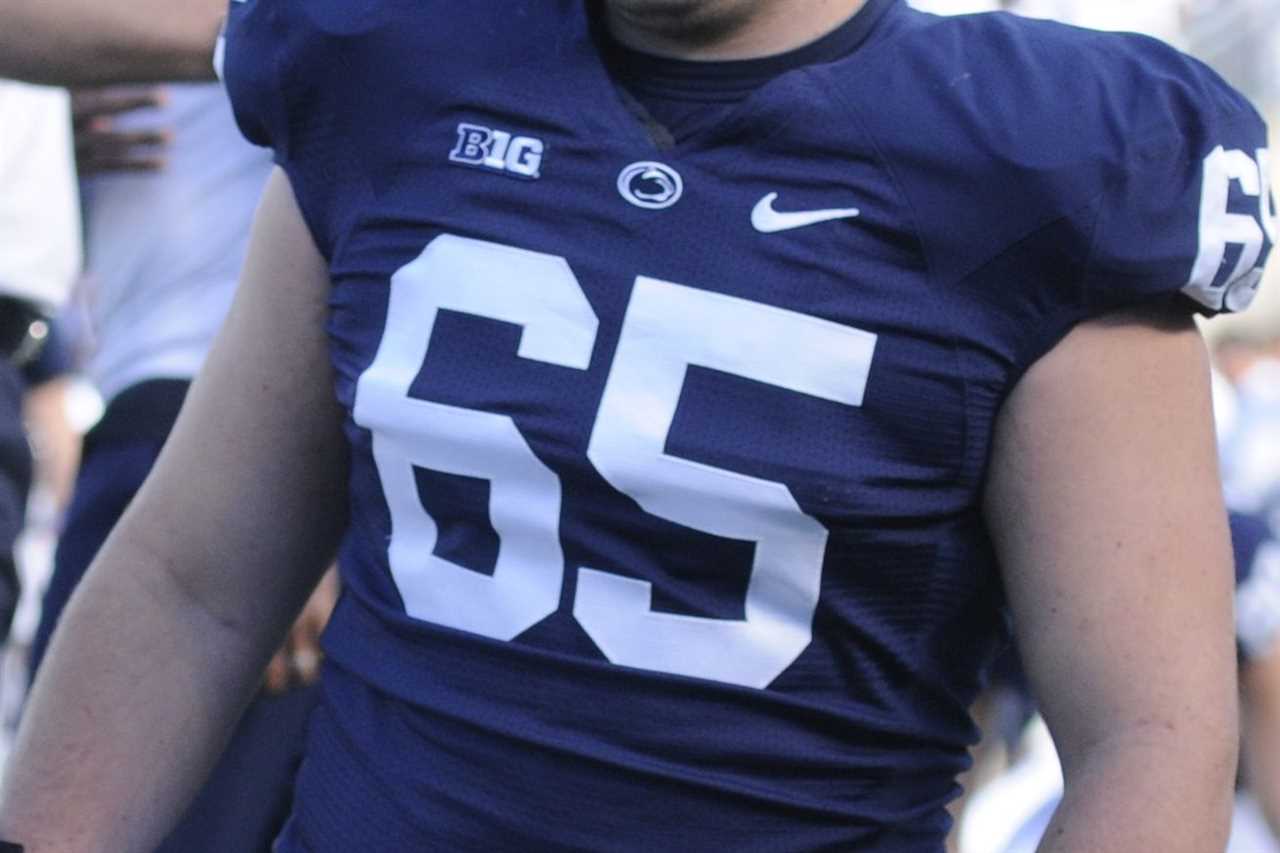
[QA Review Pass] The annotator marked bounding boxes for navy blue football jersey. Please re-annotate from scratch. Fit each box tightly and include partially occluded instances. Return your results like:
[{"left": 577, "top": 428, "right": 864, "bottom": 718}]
[{"left": 221, "top": 0, "right": 1274, "bottom": 849}]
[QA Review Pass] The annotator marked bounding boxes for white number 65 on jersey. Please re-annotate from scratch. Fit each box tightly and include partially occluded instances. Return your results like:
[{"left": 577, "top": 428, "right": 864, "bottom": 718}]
[{"left": 354, "top": 234, "right": 876, "bottom": 689}]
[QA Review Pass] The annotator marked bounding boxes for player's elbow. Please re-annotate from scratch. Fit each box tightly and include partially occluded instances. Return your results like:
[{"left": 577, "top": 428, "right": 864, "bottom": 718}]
[{"left": 1057, "top": 695, "right": 1239, "bottom": 848}]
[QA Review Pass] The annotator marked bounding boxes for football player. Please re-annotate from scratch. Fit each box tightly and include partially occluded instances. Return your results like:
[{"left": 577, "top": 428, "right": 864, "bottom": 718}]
[
  {"left": 0, "top": 78, "right": 80, "bottom": 653},
  {"left": 1, "top": 0, "right": 1275, "bottom": 850},
  {"left": 1233, "top": 512, "right": 1280, "bottom": 847}
]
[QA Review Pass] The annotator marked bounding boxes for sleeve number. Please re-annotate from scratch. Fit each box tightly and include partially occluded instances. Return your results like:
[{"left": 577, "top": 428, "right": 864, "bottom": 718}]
[
  {"left": 1184, "top": 145, "right": 1275, "bottom": 312},
  {"left": 353, "top": 234, "right": 877, "bottom": 688}
]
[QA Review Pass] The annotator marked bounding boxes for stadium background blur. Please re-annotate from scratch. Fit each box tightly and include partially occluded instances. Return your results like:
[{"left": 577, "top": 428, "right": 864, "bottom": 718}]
[{"left": 0, "top": 1, "right": 1275, "bottom": 851}]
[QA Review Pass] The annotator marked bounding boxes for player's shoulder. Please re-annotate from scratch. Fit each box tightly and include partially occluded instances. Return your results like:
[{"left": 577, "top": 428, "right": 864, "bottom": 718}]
[
  {"left": 220, "top": 0, "right": 572, "bottom": 149},
  {"left": 840, "top": 6, "right": 1272, "bottom": 314},
  {"left": 221, "top": 0, "right": 566, "bottom": 62},
  {"left": 944, "top": 10, "right": 1245, "bottom": 114},
  {"left": 857, "top": 7, "right": 1263, "bottom": 175}
]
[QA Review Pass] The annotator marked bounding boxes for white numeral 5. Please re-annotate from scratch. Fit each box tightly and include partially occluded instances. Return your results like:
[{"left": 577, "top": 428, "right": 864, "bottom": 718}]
[{"left": 354, "top": 234, "right": 877, "bottom": 688}]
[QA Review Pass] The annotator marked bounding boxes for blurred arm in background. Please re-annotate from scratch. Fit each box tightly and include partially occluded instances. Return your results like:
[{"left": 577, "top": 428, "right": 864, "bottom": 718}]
[{"left": 0, "top": 0, "right": 221, "bottom": 85}]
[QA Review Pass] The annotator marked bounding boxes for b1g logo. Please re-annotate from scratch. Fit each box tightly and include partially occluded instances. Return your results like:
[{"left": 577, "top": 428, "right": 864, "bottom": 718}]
[
  {"left": 449, "top": 122, "right": 544, "bottom": 180},
  {"left": 1184, "top": 146, "right": 1276, "bottom": 312}
]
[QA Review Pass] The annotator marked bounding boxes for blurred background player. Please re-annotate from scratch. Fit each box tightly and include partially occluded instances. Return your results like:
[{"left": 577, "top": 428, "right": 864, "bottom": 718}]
[
  {"left": 0, "top": 11, "right": 339, "bottom": 846},
  {"left": 1216, "top": 328, "right": 1280, "bottom": 531},
  {"left": 22, "top": 81, "right": 334, "bottom": 852},
  {"left": 0, "top": 78, "right": 80, "bottom": 657}
]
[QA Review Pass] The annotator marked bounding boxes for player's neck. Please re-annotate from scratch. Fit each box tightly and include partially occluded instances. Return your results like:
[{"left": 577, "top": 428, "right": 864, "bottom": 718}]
[{"left": 603, "top": 0, "right": 869, "bottom": 61}]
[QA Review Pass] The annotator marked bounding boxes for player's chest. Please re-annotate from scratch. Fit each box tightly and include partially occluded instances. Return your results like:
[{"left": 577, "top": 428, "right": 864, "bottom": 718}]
[{"left": 327, "top": 93, "right": 976, "bottom": 518}]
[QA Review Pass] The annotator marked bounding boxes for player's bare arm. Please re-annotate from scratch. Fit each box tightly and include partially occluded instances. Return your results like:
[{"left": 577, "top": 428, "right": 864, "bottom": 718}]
[
  {"left": 0, "top": 168, "right": 345, "bottom": 853},
  {"left": 986, "top": 305, "right": 1238, "bottom": 851},
  {"left": 0, "top": 0, "right": 221, "bottom": 85}
]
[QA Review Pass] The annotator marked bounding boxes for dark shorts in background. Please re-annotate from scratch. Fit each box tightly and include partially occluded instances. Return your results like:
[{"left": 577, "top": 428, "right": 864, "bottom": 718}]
[{"left": 0, "top": 358, "right": 31, "bottom": 644}]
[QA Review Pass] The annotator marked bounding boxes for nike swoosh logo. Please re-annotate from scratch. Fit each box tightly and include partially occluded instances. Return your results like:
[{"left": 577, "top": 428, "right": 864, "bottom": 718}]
[{"left": 751, "top": 193, "right": 861, "bottom": 233}]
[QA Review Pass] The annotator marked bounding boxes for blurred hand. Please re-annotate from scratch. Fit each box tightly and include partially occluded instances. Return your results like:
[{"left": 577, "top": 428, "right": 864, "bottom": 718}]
[
  {"left": 263, "top": 567, "right": 340, "bottom": 694},
  {"left": 71, "top": 86, "right": 170, "bottom": 174}
]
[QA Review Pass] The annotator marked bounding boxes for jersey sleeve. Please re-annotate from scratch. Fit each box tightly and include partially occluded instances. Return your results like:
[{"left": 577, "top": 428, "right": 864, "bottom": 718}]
[
  {"left": 848, "top": 13, "right": 1275, "bottom": 384},
  {"left": 219, "top": 0, "right": 289, "bottom": 159},
  {"left": 217, "top": 0, "right": 374, "bottom": 258},
  {"left": 1081, "top": 36, "right": 1275, "bottom": 317}
]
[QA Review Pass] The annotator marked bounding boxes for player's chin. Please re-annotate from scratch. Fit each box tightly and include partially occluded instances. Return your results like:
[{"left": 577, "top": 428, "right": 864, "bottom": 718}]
[{"left": 605, "top": 0, "right": 760, "bottom": 39}]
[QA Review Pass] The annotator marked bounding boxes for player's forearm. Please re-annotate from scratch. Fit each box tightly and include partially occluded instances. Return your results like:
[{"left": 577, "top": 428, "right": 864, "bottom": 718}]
[
  {"left": 0, "top": 0, "right": 221, "bottom": 85},
  {"left": 0, "top": 539, "right": 276, "bottom": 852},
  {"left": 1038, "top": 731, "right": 1237, "bottom": 852}
]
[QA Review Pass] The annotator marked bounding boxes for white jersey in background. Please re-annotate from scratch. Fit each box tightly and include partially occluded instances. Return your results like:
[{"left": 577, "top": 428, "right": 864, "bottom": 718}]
[
  {"left": 907, "top": 0, "right": 1183, "bottom": 40},
  {"left": 1184, "top": 0, "right": 1280, "bottom": 109},
  {"left": 81, "top": 83, "right": 272, "bottom": 402},
  {"left": 1221, "top": 357, "right": 1280, "bottom": 526},
  {"left": 1005, "top": 0, "right": 1186, "bottom": 46},
  {"left": 906, "top": 1, "right": 1001, "bottom": 14},
  {"left": 0, "top": 81, "right": 80, "bottom": 309}
]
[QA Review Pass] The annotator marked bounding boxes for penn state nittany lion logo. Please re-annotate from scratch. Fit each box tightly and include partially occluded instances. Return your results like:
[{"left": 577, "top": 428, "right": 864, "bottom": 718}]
[{"left": 617, "top": 161, "right": 683, "bottom": 210}]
